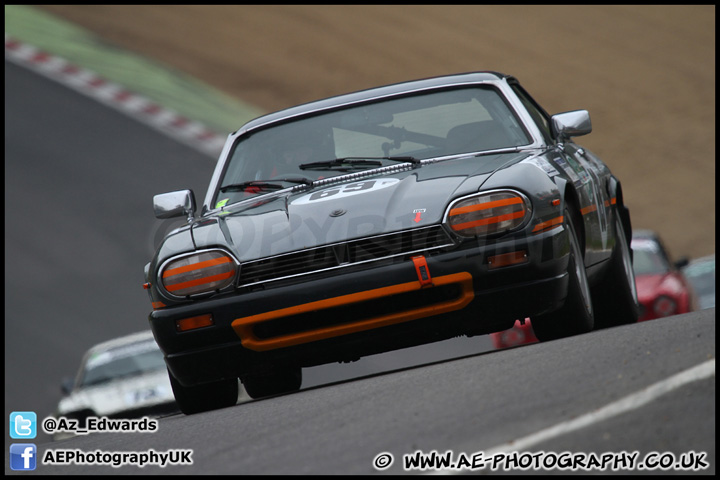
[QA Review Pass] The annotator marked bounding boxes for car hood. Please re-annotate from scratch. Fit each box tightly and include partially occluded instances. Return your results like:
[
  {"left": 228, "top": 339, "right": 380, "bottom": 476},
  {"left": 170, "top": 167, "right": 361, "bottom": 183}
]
[
  {"left": 192, "top": 153, "right": 529, "bottom": 260},
  {"left": 57, "top": 370, "right": 175, "bottom": 417}
]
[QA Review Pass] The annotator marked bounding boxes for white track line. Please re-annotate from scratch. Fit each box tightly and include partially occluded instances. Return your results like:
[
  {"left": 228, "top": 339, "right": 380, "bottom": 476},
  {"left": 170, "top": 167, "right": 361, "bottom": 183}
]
[{"left": 433, "top": 358, "right": 715, "bottom": 474}]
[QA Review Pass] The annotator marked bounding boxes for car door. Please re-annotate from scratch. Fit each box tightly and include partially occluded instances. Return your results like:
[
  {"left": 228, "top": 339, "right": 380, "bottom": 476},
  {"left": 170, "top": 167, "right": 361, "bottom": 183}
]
[{"left": 507, "top": 80, "right": 611, "bottom": 266}]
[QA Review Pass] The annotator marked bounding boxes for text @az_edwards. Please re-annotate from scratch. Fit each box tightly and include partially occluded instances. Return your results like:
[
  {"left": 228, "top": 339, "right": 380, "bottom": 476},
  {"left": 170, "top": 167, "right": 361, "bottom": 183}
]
[{"left": 42, "top": 415, "right": 157, "bottom": 436}]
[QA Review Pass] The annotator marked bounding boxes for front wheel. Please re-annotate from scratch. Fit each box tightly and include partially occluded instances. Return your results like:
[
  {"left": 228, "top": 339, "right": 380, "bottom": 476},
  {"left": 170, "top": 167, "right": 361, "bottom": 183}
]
[
  {"left": 592, "top": 209, "right": 639, "bottom": 329},
  {"left": 532, "top": 208, "right": 594, "bottom": 341},
  {"left": 168, "top": 369, "right": 238, "bottom": 415}
]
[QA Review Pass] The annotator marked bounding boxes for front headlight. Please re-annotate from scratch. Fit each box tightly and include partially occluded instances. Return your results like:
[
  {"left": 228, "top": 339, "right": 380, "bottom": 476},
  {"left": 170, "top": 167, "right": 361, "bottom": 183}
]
[
  {"left": 445, "top": 190, "right": 530, "bottom": 237},
  {"left": 653, "top": 295, "right": 678, "bottom": 317},
  {"left": 160, "top": 250, "right": 237, "bottom": 297}
]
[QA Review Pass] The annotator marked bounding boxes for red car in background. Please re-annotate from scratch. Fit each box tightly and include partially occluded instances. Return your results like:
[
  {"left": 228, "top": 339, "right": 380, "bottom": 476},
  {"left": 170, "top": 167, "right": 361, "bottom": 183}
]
[
  {"left": 491, "top": 229, "right": 698, "bottom": 349},
  {"left": 490, "top": 317, "right": 537, "bottom": 349},
  {"left": 631, "top": 230, "right": 697, "bottom": 321}
]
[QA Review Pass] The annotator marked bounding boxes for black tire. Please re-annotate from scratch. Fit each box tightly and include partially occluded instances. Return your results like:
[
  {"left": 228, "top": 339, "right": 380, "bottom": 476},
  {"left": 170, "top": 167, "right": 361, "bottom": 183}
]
[
  {"left": 168, "top": 368, "right": 238, "bottom": 415},
  {"left": 243, "top": 367, "right": 302, "bottom": 399},
  {"left": 532, "top": 208, "right": 594, "bottom": 341},
  {"left": 591, "top": 209, "right": 639, "bottom": 329}
]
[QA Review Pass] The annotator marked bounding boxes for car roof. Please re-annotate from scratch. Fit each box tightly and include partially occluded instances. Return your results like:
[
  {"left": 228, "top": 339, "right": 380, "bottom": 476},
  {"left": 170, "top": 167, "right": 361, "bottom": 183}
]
[
  {"left": 236, "top": 71, "right": 511, "bottom": 135},
  {"left": 84, "top": 330, "right": 157, "bottom": 356}
]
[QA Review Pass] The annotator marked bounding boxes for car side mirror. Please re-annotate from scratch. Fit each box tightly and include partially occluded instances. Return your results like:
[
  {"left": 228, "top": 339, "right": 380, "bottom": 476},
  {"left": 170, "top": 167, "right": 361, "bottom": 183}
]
[
  {"left": 552, "top": 110, "right": 592, "bottom": 140},
  {"left": 674, "top": 257, "right": 690, "bottom": 270},
  {"left": 153, "top": 190, "right": 196, "bottom": 222}
]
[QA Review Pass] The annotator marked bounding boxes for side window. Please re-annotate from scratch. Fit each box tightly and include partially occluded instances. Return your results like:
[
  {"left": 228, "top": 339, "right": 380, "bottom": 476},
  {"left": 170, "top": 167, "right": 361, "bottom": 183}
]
[{"left": 510, "top": 84, "right": 553, "bottom": 144}]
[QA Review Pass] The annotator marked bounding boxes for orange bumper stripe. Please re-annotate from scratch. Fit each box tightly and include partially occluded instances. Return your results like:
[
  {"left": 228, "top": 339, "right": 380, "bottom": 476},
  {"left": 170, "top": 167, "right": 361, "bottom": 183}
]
[{"left": 232, "top": 272, "right": 474, "bottom": 351}]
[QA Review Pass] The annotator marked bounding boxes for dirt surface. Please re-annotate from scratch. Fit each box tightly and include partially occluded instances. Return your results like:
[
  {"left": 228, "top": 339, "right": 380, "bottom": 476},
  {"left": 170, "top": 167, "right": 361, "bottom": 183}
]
[{"left": 38, "top": 5, "right": 715, "bottom": 259}]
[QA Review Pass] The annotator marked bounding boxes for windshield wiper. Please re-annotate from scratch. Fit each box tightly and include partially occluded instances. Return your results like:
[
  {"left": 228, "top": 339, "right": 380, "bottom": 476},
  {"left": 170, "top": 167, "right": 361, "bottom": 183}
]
[
  {"left": 299, "top": 156, "right": 420, "bottom": 171},
  {"left": 299, "top": 158, "right": 382, "bottom": 171},
  {"left": 219, "top": 177, "right": 312, "bottom": 193}
]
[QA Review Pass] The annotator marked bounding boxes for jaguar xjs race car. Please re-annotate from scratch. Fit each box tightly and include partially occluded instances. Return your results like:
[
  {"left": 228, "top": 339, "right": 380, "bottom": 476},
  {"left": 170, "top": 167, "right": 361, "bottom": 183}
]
[{"left": 145, "top": 71, "right": 639, "bottom": 414}]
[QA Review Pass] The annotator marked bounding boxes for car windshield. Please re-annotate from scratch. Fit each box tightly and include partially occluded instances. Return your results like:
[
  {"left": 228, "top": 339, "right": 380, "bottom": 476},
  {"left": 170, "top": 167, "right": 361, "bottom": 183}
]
[
  {"left": 79, "top": 340, "right": 166, "bottom": 388},
  {"left": 215, "top": 86, "right": 531, "bottom": 207},
  {"left": 632, "top": 239, "right": 670, "bottom": 275}
]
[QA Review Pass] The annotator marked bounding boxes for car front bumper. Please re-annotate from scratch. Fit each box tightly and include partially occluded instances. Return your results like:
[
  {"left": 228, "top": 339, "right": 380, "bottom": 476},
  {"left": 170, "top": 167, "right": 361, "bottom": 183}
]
[{"left": 150, "top": 226, "right": 569, "bottom": 386}]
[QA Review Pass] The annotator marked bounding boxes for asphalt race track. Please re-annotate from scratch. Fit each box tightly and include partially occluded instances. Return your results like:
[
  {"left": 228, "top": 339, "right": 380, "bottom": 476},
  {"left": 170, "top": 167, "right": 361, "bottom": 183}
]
[
  {"left": 23, "top": 324, "right": 719, "bottom": 474},
  {"left": 4, "top": 54, "right": 716, "bottom": 475}
]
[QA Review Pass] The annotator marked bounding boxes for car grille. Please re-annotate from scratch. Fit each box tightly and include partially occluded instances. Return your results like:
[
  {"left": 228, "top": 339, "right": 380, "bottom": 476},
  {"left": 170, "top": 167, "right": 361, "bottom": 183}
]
[{"left": 238, "top": 225, "right": 455, "bottom": 287}]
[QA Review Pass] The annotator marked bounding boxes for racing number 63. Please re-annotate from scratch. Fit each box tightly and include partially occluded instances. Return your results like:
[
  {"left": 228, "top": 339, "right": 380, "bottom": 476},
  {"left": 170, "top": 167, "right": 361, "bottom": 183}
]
[{"left": 309, "top": 181, "right": 377, "bottom": 201}]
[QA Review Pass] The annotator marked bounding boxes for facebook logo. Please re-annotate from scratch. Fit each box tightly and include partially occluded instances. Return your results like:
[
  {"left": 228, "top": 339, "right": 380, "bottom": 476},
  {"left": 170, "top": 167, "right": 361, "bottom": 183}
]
[
  {"left": 10, "top": 411, "right": 37, "bottom": 439},
  {"left": 10, "top": 443, "right": 37, "bottom": 471}
]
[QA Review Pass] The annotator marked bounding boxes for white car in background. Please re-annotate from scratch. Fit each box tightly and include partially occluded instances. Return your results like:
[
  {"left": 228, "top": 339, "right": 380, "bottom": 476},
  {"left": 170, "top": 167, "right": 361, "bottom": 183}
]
[
  {"left": 682, "top": 254, "right": 716, "bottom": 310},
  {"left": 55, "top": 330, "right": 179, "bottom": 439}
]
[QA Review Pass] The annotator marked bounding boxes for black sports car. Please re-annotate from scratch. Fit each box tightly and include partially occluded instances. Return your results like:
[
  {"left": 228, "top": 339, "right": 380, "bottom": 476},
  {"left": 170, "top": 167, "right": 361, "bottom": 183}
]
[{"left": 145, "top": 71, "right": 638, "bottom": 414}]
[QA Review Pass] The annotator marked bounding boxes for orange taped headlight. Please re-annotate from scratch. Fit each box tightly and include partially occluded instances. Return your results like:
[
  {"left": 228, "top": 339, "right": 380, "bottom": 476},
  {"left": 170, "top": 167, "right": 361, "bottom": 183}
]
[
  {"left": 161, "top": 250, "right": 237, "bottom": 297},
  {"left": 446, "top": 191, "right": 530, "bottom": 237}
]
